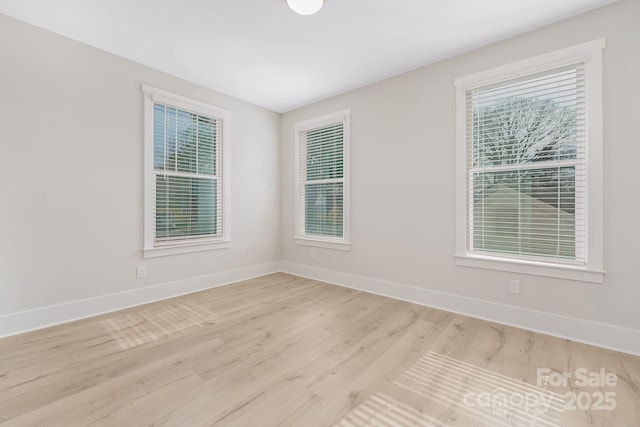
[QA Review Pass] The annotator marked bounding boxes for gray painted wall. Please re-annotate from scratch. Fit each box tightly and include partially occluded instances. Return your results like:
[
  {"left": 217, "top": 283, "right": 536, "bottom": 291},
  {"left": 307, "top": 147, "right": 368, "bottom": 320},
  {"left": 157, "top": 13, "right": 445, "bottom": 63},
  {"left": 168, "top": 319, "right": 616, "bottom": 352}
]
[
  {"left": 0, "top": 15, "right": 281, "bottom": 315},
  {"left": 1, "top": 0, "right": 638, "bottom": 340},
  {"left": 280, "top": 0, "right": 640, "bottom": 331}
]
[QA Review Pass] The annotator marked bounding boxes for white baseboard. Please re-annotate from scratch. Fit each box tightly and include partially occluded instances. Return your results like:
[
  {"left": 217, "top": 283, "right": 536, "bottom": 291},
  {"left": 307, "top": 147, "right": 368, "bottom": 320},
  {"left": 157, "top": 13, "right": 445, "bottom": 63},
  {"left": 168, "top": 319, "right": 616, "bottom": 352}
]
[
  {"left": 281, "top": 261, "right": 640, "bottom": 356},
  {"left": 4, "top": 260, "right": 638, "bottom": 357},
  {"left": 0, "top": 261, "right": 282, "bottom": 339}
]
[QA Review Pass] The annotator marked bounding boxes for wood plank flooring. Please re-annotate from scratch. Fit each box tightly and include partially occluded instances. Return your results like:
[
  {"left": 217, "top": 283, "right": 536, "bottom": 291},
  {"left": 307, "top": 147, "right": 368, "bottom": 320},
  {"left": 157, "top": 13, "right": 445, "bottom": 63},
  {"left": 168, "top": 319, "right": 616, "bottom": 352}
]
[{"left": 0, "top": 273, "right": 638, "bottom": 426}]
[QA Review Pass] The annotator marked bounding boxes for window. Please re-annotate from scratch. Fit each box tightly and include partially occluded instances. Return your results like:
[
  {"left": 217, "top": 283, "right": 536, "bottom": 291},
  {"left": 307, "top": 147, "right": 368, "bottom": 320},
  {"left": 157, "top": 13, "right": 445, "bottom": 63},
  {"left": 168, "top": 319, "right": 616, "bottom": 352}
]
[
  {"left": 294, "top": 110, "right": 351, "bottom": 250},
  {"left": 454, "top": 40, "right": 604, "bottom": 283},
  {"left": 142, "top": 85, "right": 230, "bottom": 258}
]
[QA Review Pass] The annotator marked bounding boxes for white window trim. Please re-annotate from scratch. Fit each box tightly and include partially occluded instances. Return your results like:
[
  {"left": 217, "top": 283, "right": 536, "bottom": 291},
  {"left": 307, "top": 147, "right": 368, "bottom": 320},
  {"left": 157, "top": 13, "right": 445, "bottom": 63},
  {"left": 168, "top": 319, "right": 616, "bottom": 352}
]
[
  {"left": 142, "top": 85, "right": 231, "bottom": 258},
  {"left": 294, "top": 109, "right": 351, "bottom": 251},
  {"left": 454, "top": 39, "right": 605, "bottom": 283}
]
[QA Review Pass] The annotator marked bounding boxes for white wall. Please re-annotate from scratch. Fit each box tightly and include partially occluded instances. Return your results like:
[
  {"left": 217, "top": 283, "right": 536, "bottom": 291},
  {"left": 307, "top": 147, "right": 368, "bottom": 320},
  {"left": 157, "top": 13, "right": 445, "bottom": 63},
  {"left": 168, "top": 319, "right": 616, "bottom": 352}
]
[
  {"left": 1, "top": 1, "right": 638, "bottom": 353},
  {"left": 0, "top": 15, "right": 281, "bottom": 322},
  {"left": 280, "top": 0, "right": 640, "bottom": 338}
]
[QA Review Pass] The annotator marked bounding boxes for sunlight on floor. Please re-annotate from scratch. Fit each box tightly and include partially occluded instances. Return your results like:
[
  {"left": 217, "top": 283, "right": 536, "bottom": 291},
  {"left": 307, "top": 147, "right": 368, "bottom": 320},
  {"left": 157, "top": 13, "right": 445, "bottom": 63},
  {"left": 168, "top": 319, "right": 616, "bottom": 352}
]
[
  {"left": 100, "top": 301, "right": 222, "bottom": 349},
  {"left": 335, "top": 392, "right": 449, "bottom": 427},
  {"left": 397, "top": 351, "right": 564, "bottom": 427},
  {"left": 336, "top": 351, "right": 565, "bottom": 427}
]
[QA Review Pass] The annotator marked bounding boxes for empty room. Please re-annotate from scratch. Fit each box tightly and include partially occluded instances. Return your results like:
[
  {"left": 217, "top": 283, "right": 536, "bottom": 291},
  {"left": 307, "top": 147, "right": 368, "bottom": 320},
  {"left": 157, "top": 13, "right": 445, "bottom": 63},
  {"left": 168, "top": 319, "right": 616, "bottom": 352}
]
[{"left": 1, "top": 0, "right": 639, "bottom": 425}]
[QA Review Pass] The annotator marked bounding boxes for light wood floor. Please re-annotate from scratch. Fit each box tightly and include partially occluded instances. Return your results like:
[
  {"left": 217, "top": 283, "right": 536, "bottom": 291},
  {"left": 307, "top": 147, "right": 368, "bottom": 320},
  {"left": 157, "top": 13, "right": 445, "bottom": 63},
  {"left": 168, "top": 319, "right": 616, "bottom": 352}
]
[{"left": 1, "top": 273, "right": 638, "bottom": 426}]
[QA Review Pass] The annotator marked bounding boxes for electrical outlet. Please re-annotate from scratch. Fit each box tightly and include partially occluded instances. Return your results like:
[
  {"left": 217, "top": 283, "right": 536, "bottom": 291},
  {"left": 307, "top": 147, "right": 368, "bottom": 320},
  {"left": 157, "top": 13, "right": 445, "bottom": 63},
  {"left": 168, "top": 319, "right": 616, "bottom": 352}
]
[
  {"left": 509, "top": 279, "right": 520, "bottom": 294},
  {"left": 309, "top": 249, "right": 316, "bottom": 259},
  {"left": 136, "top": 266, "right": 146, "bottom": 279}
]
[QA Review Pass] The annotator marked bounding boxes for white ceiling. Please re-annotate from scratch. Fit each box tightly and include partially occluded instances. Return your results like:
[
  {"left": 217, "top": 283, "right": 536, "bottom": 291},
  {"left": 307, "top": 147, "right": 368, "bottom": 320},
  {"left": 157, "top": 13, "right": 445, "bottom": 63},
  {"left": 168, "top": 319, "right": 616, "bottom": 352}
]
[{"left": 0, "top": 0, "right": 617, "bottom": 112}]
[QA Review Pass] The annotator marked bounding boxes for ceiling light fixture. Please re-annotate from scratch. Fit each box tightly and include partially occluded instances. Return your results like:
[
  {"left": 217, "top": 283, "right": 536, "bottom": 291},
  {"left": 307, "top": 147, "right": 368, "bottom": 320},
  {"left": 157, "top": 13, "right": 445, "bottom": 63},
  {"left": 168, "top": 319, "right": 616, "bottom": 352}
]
[{"left": 286, "top": 0, "right": 324, "bottom": 15}]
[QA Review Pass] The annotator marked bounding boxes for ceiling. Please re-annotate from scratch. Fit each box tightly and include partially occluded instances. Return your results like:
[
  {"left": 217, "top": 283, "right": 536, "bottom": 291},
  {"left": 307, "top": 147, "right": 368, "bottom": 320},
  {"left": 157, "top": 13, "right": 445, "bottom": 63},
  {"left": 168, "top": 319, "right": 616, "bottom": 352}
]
[{"left": 0, "top": 0, "right": 617, "bottom": 113}]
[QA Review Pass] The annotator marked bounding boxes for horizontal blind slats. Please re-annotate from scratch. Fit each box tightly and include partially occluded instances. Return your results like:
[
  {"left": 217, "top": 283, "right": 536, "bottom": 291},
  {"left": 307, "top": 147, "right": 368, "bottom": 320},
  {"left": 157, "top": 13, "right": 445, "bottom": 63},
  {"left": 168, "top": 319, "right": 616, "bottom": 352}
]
[
  {"left": 153, "top": 102, "right": 223, "bottom": 243},
  {"left": 298, "top": 122, "right": 345, "bottom": 239},
  {"left": 466, "top": 63, "right": 587, "bottom": 263}
]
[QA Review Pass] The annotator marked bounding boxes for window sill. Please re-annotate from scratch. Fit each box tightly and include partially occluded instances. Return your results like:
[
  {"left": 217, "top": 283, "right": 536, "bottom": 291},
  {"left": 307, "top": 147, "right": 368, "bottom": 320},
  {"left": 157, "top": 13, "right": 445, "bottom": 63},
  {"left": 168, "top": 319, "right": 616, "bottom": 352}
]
[
  {"left": 294, "top": 237, "right": 351, "bottom": 251},
  {"left": 455, "top": 254, "right": 604, "bottom": 284},
  {"left": 144, "top": 240, "right": 231, "bottom": 258}
]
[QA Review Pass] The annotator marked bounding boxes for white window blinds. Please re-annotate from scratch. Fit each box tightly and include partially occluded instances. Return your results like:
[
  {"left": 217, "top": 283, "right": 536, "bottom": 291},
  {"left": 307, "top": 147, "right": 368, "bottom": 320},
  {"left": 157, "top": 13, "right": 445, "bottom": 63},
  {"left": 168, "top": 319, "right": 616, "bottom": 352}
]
[
  {"left": 153, "top": 103, "right": 223, "bottom": 244},
  {"left": 297, "top": 122, "right": 345, "bottom": 240},
  {"left": 466, "top": 64, "right": 586, "bottom": 264}
]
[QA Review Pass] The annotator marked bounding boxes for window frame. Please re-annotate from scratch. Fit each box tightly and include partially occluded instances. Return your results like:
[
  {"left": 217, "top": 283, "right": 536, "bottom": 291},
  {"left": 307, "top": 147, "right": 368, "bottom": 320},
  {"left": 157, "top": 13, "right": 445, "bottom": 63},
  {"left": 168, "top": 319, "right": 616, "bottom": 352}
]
[
  {"left": 294, "top": 109, "right": 351, "bottom": 251},
  {"left": 454, "top": 39, "right": 605, "bottom": 283},
  {"left": 142, "top": 85, "right": 231, "bottom": 258}
]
